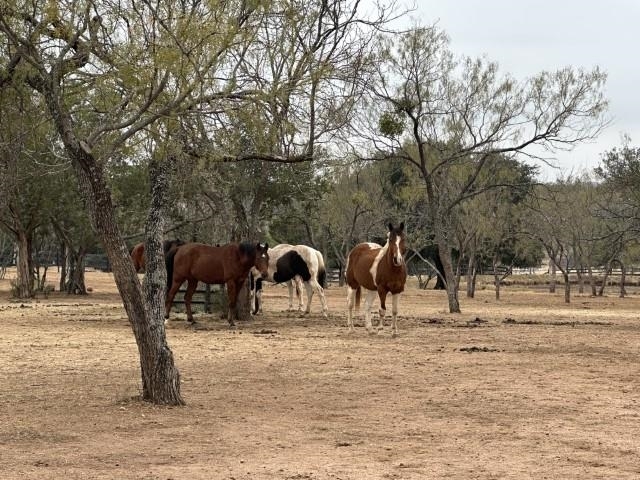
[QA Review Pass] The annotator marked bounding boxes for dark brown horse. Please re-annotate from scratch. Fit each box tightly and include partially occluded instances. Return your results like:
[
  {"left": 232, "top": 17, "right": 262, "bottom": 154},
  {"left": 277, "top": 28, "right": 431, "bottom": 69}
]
[
  {"left": 129, "top": 239, "right": 186, "bottom": 273},
  {"left": 164, "top": 242, "right": 269, "bottom": 326},
  {"left": 345, "top": 223, "right": 407, "bottom": 336}
]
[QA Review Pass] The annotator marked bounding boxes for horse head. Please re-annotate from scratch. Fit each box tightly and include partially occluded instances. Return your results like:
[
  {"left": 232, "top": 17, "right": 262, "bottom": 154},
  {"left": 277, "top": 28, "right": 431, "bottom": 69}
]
[
  {"left": 388, "top": 222, "right": 406, "bottom": 267},
  {"left": 254, "top": 243, "right": 270, "bottom": 278}
]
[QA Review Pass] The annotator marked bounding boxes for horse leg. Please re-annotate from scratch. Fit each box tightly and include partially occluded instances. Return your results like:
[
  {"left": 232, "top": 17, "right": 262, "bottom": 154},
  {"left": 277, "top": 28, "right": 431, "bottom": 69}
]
[
  {"left": 296, "top": 276, "right": 304, "bottom": 311},
  {"left": 362, "top": 289, "right": 377, "bottom": 334},
  {"left": 308, "top": 278, "right": 328, "bottom": 318},
  {"left": 255, "top": 287, "right": 263, "bottom": 314},
  {"left": 184, "top": 279, "right": 199, "bottom": 324},
  {"left": 286, "top": 280, "right": 295, "bottom": 311},
  {"left": 164, "top": 278, "right": 184, "bottom": 322},
  {"left": 377, "top": 288, "right": 388, "bottom": 331},
  {"left": 225, "top": 279, "right": 241, "bottom": 328},
  {"left": 346, "top": 286, "right": 356, "bottom": 333},
  {"left": 391, "top": 293, "right": 401, "bottom": 337},
  {"left": 301, "top": 281, "right": 313, "bottom": 316}
]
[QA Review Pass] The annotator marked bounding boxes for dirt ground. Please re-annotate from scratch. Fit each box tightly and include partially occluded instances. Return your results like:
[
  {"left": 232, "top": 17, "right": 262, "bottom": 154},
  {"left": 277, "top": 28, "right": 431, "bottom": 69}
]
[{"left": 0, "top": 270, "right": 639, "bottom": 479}]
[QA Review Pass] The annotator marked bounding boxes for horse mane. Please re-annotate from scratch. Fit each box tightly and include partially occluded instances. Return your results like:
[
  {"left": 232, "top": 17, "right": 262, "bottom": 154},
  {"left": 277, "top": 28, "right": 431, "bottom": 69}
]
[
  {"left": 163, "top": 238, "right": 186, "bottom": 255},
  {"left": 238, "top": 242, "right": 257, "bottom": 257}
]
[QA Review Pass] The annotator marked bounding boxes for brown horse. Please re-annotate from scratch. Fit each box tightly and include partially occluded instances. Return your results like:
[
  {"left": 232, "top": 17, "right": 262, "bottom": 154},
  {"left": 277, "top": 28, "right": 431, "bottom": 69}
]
[
  {"left": 164, "top": 242, "right": 269, "bottom": 326},
  {"left": 345, "top": 223, "right": 407, "bottom": 336},
  {"left": 129, "top": 239, "right": 186, "bottom": 273}
]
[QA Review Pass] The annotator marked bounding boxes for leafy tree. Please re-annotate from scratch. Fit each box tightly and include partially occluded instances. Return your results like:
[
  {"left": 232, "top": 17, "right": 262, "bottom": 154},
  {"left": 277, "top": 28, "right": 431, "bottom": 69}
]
[
  {"left": 595, "top": 139, "right": 640, "bottom": 231},
  {"left": 524, "top": 181, "right": 580, "bottom": 303},
  {"left": 356, "top": 24, "right": 608, "bottom": 313},
  {"left": 320, "top": 160, "right": 399, "bottom": 274},
  {"left": 0, "top": 86, "right": 54, "bottom": 297},
  {"left": 458, "top": 158, "right": 540, "bottom": 299}
]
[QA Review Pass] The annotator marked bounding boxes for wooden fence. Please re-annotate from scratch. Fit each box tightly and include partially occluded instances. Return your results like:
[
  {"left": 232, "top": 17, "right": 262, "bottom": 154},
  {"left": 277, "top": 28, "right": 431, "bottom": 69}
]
[
  {"left": 171, "top": 282, "right": 224, "bottom": 313},
  {"left": 326, "top": 268, "right": 341, "bottom": 285}
]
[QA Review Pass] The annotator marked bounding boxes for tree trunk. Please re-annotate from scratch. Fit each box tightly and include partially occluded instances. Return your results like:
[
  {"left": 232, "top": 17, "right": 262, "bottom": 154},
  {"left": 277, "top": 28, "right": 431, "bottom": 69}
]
[
  {"left": 577, "top": 266, "right": 584, "bottom": 294},
  {"left": 72, "top": 146, "right": 183, "bottom": 405},
  {"left": 598, "top": 262, "right": 611, "bottom": 296},
  {"left": 492, "top": 254, "right": 500, "bottom": 300},
  {"left": 37, "top": 60, "right": 184, "bottom": 405},
  {"left": 437, "top": 239, "right": 460, "bottom": 313},
  {"left": 139, "top": 156, "right": 184, "bottom": 405},
  {"left": 549, "top": 259, "right": 556, "bottom": 294},
  {"left": 37, "top": 265, "right": 49, "bottom": 291},
  {"left": 588, "top": 265, "right": 597, "bottom": 296},
  {"left": 66, "top": 249, "right": 87, "bottom": 294},
  {"left": 563, "top": 271, "right": 570, "bottom": 303},
  {"left": 619, "top": 261, "right": 626, "bottom": 298},
  {"left": 466, "top": 255, "right": 475, "bottom": 298},
  {"left": 470, "top": 269, "right": 477, "bottom": 298},
  {"left": 15, "top": 230, "right": 34, "bottom": 298},
  {"left": 59, "top": 242, "right": 67, "bottom": 292},
  {"left": 234, "top": 277, "right": 252, "bottom": 321}
]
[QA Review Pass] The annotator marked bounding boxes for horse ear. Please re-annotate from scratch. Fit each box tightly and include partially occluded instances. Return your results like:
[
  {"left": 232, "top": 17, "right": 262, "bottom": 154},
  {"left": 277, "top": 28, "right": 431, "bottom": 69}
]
[
  {"left": 399, "top": 222, "right": 404, "bottom": 231},
  {"left": 388, "top": 222, "right": 394, "bottom": 231},
  {"left": 264, "top": 242, "right": 268, "bottom": 250}
]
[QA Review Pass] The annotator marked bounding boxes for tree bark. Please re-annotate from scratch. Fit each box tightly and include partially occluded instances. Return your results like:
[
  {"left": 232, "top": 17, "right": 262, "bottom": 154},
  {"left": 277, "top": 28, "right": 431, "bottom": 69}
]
[
  {"left": 576, "top": 266, "right": 584, "bottom": 294},
  {"left": 587, "top": 265, "right": 597, "bottom": 296},
  {"left": 40, "top": 72, "right": 184, "bottom": 405},
  {"left": 15, "top": 230, "right": 34, "bottom": 298},
  {"left": 437, "top": 238, "right": 460, "bottom": 313},
  {"left": 598, "top": 261, "right": 611, "bottom": 296},
  {"left": 563, "top": 271, "right": 570, "bottom": 303},
  {"left": 234, "top": 277, "right": 252, "bottom": 321},
  {"left": 139, "top": 156, "right": 184, "bottom": 405},
  {"left": 549, "top": 259, "right": 557, "bottom": 294},
  {"left": 466, "top": 255, "right": 476, "bottom": 298},
  {"left": 618, "top": 261, "right": 626, "bottom": 298},
  {"left": 58, "top": 241, "right": 67, "bottom": 292},
  {"left": 493, "top": 254, "right": 501, "bottom": 300},
  {"left": 66, "top": 249, "right": 87, "bottom": 294}
]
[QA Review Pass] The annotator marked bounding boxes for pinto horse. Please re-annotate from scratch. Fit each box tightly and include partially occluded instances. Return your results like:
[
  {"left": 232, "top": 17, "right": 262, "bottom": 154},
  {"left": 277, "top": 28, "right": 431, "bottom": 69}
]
[
  {"left": 345, "top": 223, "right": 407, "bottom": 336},
  {"left": 129, "top": 239, "right": 186, "bottom": 273},
  {"left": 164, "top": 242, "right": 269, "bottom": 326},
  {"left": 251, "top": 244, "right": 328, "bottom": 317}
]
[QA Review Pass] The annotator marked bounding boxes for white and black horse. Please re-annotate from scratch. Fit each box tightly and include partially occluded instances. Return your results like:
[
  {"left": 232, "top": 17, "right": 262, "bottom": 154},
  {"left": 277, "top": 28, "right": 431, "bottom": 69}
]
[{"left": 251, "top": 244, "right": 328, "bottom": 317}]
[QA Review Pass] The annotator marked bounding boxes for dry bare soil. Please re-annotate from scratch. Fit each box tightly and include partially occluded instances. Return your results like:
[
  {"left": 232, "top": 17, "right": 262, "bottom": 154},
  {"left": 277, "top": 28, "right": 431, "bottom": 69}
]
[{"left": 0, "top": 270, "right": 639, "bottom": 479}]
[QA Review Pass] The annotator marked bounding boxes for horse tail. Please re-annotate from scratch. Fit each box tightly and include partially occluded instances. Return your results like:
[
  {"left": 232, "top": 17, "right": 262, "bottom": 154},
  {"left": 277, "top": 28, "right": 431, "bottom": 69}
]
[
  {"left": 165, "top": 246, "right": 179, "bottom": 294},
  {"left": 316, "top": 251, "right": 327, "bottom": 288},
  {"left": 317, "top": 265, "right": 326, "bottom": 288},
  {"left": 355, "top": 286, "right": 361, "bottom": 308}
]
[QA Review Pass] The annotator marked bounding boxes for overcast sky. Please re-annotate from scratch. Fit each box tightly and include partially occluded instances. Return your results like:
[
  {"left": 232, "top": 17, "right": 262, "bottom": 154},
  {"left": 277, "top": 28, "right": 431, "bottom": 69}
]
[{"left": 410, "top": 0, "right": 640, "bottom": 180}]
